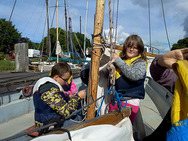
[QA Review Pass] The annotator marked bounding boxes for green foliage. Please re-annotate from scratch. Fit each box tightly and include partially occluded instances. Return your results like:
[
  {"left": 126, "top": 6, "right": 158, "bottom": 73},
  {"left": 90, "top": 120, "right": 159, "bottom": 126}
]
[
  {"left": 171, "top": 37, "right": 188, "bottom": 50},
  {"left": 0, "top": 19, "right": 21, "bottom": 54},
  {"left": 0, "top": 60, "right": 15, "bottom": 71},
  {"left": 0, "top": 18, "right": 40, "bottom": 55},
  {"left": 26, "top": 37, "right": 37, "bottom": 49},
  {"left": 39, "top": 27, "right": 92, "bottom": 58},
  {"left": 0, "top": 52, "right": 4, "bottom": 60},
  {"left": 0, "top": 18, "right": 91, "bottom": 58}
]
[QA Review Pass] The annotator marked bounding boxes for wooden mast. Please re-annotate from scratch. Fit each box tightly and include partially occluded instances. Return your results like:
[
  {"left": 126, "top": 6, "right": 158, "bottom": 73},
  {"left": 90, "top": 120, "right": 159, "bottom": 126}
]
[
  {"left": 86, "top": 0, "right": 106, "bottom": 120},
  {"left": 46, "top": 0, "right": 51, "bottom": 59},
  {"left": 83, "top": 0, "right": 89, "bottom": 57},
  {"left": 56, "top": 0, "right": 59, "bottom": 63},
  {"left": 64, "top": 0, "right": 69, "bottom": 56}
]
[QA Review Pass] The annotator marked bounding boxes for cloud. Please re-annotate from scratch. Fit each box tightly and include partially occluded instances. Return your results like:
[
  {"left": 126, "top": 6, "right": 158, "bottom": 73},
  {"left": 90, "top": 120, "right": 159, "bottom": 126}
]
[
  {"left": 117, "top": 32, "right": 130, "bottom": 44},
  {"left": 103, "top": 25, "right": 130, "bottom": 45},
  {"left": 0, "top": 0, "right": 186, "bottom": 48},
  {"left": 183, "top": 15, "right": 188, "bottom": 38},
  {"left": 130, "top": 0, "right": 188, "bottom": 38},
  {"left": 69, "top": 8, "right": 81, "bottom": 18}
]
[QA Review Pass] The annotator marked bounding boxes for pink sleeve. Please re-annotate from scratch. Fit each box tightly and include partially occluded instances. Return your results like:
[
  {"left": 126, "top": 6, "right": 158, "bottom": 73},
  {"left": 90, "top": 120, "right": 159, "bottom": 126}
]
[{"left": 68, "top": 80, "right": 78, "bottom": 96}]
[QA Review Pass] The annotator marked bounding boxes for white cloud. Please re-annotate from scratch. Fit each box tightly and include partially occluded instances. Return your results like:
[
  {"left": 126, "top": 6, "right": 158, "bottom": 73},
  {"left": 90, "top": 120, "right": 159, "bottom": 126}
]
[
  {"left": 0, "top": 0, "right": 186, "bottom": 49},
  {"left": 103, "top": 25, "right": 130, "bottom": 45}
]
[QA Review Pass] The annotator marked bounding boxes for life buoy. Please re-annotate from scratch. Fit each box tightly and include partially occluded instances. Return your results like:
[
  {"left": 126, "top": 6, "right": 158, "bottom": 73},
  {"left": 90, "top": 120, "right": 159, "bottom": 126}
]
[{"left": 22, "top": 85, "right": 34, "bottom": 97}]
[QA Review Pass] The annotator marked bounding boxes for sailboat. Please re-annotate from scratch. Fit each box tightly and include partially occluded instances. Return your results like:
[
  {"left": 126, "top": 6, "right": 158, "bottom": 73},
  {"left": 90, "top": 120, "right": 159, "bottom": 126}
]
[
  {"left": 0, "top": 0, "right": 176, "bottom": 141},
  {"left": 37, "top": 0, "right": 86, "bottom": 73}
]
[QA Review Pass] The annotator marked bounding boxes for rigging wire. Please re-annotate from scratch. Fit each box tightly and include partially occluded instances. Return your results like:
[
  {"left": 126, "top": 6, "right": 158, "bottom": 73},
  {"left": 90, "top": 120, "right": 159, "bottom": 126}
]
[
  {"left": 161, "top": 0, "right": 171, "bottom": 50},
  {"left": 1, "top": 92, "right": 107, "bottom": 141},
  {"left": 8, "top": 0, "right": 17, "bottom": 22},
  {"left": 21, "top": 0, "right": 41, "bottom": 34},
  {"left": 32, "top": 4, "right": 46, "bottom": 44},
  {"left": 73, "top": 32, "right": 86, "bottom": 59},
  {"left": 114, "top": 0, "right": 119, "bottom": 44},
  {"left": 1, "top": 0, "right": 17, "bottom": 47},
  {"left": 148, "top": 0, "right": 152, "bottom": 53},
  {"left": 50, "top": 4, "right": 56, "bottom": 28},
  {"left": 40, "top": 14, "right": 47, "bottom": 54}
]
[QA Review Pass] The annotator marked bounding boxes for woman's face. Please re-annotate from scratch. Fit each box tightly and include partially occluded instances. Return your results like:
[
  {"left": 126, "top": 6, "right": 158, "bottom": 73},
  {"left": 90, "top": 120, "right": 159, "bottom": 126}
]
[{"left": 126, "top": 44, "right": 139, "bottom": 59}]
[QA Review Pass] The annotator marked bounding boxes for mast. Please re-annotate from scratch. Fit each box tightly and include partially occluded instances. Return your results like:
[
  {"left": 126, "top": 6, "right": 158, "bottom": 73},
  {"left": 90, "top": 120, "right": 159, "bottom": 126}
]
[
  {"left": 86, "top": 0, "right": 106, "bottom": 120},
  {"left": 46, "top": 0, "right": 51, "bottom": 59},
  {"left": 56, "top": 0, "right": 59, "bottom": 63},
  {"left": 83, "top": 0, "right": 89, "bottom": 58},
  {"left": 69, "top": 17, "right": 75, "bottom": 63},
  {"left": 80, "top": 16, "right": 81, "bottom": 34},
  {"left": 64, "top": 0, "right": 69, "bottom": 56}
]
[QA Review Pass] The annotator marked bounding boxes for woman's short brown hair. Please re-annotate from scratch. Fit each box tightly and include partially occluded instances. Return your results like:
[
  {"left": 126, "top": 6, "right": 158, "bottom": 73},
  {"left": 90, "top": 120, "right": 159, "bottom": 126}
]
[{"left": 120, "top": 34, "right": 147, "bottom": 61}]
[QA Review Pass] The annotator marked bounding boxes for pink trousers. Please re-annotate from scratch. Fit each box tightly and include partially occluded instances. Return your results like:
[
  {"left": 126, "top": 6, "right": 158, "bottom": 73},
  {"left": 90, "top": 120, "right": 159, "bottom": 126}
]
[{"left": 109, "top": 102, "right": 139, "bottom": 124}]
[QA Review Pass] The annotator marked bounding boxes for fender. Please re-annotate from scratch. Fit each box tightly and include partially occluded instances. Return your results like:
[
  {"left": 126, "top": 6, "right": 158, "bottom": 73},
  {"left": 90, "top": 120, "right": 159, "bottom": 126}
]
[{"left": 22, "top": 85, "right": 34, "bottom": 97}]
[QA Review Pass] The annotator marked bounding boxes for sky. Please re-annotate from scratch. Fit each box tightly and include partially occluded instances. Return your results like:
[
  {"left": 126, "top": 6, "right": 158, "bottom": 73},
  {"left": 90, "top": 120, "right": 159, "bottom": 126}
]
[{"left": 0, "top": 0, "right": 188, "bottom": 54}]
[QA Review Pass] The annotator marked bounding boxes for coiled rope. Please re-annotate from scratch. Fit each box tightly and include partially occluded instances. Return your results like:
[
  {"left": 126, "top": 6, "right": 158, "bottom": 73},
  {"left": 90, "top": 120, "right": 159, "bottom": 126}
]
[{"left": 96, "top": 89, "right": 127, "bottom": 117}]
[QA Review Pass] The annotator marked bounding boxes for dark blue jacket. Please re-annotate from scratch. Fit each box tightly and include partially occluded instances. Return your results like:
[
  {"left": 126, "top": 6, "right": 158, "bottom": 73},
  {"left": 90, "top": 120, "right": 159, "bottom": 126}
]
[
  {"left": 115, "top": 73, "right": 146, "bottom": 99},
  {"left": 33, "top": 78, "right": 69, "bottom": 126}
]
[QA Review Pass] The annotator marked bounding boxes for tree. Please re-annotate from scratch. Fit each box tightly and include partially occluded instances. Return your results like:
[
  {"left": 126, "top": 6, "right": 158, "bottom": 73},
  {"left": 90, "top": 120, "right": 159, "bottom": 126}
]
[
  {"left": 73, "top": 32, "right": 92, "bottom": 58},
  {"left": 171, "top": 37, "right": 188, "bottom": 50},
  {"left": 40, "top": 27, "right": 92, "bottom": 58},
  {"left": 0, "top": 18, "right": 21, "bottom": 54}
]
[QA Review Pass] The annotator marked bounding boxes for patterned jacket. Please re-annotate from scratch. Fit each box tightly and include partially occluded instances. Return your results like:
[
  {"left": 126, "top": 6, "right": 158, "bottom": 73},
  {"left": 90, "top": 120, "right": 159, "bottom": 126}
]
[{"left": 33, "top": 77, "right": 81, "bottom": 126}]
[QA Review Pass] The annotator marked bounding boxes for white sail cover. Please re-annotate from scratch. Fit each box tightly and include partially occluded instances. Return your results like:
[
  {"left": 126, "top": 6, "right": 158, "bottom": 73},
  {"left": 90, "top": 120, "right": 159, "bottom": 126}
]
[
  {"left": 56, "top": 41, "right": 70, "bottom": 59},
  {"left": 32, "top": 117, "right": 134, "bottom": 141}
]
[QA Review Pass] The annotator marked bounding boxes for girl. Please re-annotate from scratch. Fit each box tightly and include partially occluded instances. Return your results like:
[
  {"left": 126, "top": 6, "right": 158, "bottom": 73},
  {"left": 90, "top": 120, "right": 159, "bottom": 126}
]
[{"left": 108, "top": 34, "right": 148, "bottom": 124}]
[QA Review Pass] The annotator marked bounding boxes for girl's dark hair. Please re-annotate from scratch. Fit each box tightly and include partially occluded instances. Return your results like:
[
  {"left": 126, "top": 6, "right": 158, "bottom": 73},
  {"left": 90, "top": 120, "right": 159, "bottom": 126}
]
[
  {"left": 120, "top": 34, "right": 147, "bottom": 61},
  {"left": 51, "top": 62, "right": 72, "bottom": 77}
]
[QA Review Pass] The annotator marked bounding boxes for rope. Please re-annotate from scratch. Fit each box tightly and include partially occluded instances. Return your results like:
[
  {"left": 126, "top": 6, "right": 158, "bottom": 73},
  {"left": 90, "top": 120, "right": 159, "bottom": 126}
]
[
  {"left": 161, "top": 0, "right": 171, "bottom": 50},
  {"left": 1, "top": 93, "right": 106, "bottom": 141},
  {"left": 114, "top": 0, "right": 119, "bottom": 44},
  {"left": 108, "top": 0, "right": 118, "bottom": 91},
  {"left": 108, "top": 0, "right": 113, "bottom": 60},
  {"left": 112, "top": 0, "right": 115, "bottom": 37},
  {"left": 91, "top": 33, "right": 107, "bottom": 58},
  {"left": 96, "top": 89, "right": 127, "bottom": 117}
]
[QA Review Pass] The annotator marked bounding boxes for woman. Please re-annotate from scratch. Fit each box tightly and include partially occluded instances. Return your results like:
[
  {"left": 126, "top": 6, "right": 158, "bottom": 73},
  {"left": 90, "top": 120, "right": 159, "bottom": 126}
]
[{"left": 108, "top": 34, "right": 148, "bottom": 124}]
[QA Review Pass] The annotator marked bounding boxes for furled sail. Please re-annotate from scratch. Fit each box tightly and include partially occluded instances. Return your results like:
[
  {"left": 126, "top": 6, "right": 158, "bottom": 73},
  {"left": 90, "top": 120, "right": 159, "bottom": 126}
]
[{"left": 56, "top": 41, "right": 70, "bottom": 59}]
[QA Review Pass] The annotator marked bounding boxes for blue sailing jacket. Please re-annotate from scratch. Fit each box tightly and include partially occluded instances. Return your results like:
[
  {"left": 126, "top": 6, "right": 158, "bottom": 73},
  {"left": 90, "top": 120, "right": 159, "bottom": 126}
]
[
  {"left": 33, "top": 77, "right": 69, "bottom": 126},
  {"left": 115, "top": 73, "right": 146, "bottom": 99}
]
